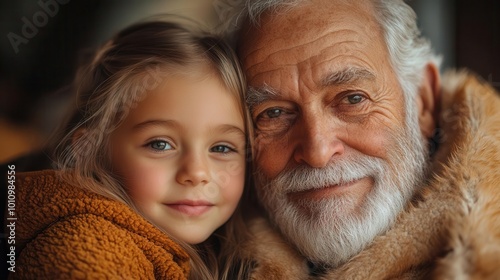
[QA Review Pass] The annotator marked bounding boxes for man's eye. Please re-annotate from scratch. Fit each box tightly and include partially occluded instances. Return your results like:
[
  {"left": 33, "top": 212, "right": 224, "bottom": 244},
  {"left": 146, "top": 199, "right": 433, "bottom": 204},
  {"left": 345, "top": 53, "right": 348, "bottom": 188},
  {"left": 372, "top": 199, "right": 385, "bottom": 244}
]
[
  {"left": 266, "top": 108, "right": 283, "bottom": 118},
  {"left": 253, "top": 106, "right": 296, "bottom": 136},
  {"left": 346, "top": 94, "right": 365, "bottom": 104},
  {"left": 148, "top": 140, "right": 172, "bottom": 151},
  {"left": 210, "top": 145, "right": 235, "bottom": 154}
]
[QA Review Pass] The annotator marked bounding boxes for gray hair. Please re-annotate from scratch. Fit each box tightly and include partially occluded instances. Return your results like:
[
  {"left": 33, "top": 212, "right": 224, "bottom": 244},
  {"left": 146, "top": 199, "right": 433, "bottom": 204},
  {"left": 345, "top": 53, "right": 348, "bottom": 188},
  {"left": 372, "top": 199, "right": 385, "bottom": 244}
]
[{"left": 239, "top": 0, "right": 442, "bottom": 122}]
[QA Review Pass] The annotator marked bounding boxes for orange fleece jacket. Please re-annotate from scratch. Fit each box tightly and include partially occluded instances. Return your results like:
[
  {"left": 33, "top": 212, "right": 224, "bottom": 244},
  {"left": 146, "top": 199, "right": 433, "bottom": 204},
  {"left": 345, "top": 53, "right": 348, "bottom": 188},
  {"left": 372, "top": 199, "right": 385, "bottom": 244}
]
[{"left": 9, "top": 170, "right": 190, "bottom": 279}]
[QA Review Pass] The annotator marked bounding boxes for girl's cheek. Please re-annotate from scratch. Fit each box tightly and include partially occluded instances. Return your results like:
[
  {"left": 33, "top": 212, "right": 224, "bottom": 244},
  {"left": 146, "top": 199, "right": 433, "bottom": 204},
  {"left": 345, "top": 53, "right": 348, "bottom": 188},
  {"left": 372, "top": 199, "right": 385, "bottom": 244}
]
[
  {"left": 228, "top": 170, "right": 246, "bottom": 202},
  {"left": 212, "top": 158, "right": 244, "bottom": 184}
]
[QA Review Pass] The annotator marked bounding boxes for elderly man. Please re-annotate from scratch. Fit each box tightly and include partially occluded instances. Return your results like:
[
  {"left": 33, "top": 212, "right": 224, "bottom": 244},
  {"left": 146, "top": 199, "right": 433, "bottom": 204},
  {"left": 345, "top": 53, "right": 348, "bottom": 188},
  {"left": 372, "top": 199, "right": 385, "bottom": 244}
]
[{"left": 235, "top": 0, "right": 500, "bottom": 278}]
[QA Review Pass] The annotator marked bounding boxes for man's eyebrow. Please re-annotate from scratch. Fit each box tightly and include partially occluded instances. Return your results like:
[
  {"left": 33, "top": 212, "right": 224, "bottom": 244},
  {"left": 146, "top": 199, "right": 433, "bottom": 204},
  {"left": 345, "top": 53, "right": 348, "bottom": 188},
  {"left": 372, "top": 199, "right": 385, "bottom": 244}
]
[
  {"left": 320, "top": 67, "right": 376, "bottom": 88},
  {"left": 246, "top": 84, "right": 279, "bottom": 111},
  {"left": 245, "top": 68, "right": 375, "bottom": 110}
]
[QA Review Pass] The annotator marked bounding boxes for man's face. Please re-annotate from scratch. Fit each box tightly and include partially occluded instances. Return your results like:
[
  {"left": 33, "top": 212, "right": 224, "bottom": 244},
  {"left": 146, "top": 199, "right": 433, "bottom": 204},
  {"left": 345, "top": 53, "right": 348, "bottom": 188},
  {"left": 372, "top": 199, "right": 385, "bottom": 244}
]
[{"left": 240, "top": 0, "right": 428, "bottom": 265}]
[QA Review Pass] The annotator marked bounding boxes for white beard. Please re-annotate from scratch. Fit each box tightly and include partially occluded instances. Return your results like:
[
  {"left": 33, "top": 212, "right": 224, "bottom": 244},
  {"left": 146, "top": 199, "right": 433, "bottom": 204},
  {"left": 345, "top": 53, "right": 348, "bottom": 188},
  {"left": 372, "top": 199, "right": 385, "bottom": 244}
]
[{"left": 255, "top": 109, "right": 428, "bottom": 267}]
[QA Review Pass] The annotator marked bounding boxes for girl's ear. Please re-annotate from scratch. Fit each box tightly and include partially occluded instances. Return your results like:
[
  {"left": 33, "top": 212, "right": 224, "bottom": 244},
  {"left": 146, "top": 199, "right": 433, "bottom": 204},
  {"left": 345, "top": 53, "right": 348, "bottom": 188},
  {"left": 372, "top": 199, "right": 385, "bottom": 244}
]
[{"left": 416, "top": 63, "right": 440, "bottom": 138}]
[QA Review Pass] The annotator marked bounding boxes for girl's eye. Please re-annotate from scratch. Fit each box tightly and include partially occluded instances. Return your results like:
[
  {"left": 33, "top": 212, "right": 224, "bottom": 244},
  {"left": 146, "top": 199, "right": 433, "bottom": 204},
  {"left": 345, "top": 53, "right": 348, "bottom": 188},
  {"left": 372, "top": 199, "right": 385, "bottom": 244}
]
[
  {"left": 210, "top": 145, "right": 235, "bottom": 154},
  {"left": 346, "top": 94, "right": 365, "bottom": 104},
  {"left": 148, "top": 140, "right": 172, "bottom": 151}
]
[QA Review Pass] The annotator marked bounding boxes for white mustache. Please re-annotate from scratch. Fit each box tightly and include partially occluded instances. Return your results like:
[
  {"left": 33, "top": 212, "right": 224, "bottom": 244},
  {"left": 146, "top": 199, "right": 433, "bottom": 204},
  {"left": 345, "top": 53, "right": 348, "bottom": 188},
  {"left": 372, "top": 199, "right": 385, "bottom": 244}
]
[{"left": 261, "top": 155, "right": 387, "bottom": 194}]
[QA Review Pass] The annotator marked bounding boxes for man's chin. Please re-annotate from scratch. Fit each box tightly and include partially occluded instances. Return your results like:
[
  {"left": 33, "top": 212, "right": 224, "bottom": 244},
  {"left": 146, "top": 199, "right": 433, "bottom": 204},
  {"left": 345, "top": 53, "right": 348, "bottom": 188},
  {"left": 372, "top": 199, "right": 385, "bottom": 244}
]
[
  {"left": 262, "top": 178, "right": 408, "bottom": 267},
  {"left": 286, "top": 177, "right": 373, "bottom": 214},
  {"left": 262, "top": 197, "right": 368, "bottom": 266},
  {"left": 287, "top": 194, "right": 360, "bottom": 220}
]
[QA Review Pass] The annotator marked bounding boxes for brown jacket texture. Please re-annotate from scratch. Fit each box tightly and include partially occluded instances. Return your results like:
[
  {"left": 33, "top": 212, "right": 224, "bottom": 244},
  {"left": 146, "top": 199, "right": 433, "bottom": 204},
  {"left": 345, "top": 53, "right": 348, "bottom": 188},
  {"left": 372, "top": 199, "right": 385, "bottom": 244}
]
[
  {"left": 9, "top": 170, "right": 190, "bottom": 279},
  {"left": 243, "top": 70, "right": 500, "bottom": 280}
]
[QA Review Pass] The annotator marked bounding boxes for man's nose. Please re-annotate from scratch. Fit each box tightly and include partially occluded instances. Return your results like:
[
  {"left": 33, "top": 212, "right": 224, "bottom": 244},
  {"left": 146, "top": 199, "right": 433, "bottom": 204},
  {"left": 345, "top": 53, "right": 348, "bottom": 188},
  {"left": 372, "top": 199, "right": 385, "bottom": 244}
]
[
  {"left": 176, "top": 152, "right": 210, "bottom": 186},
  {"left": 293, "top": 117, "right": 345, "bottom": 168}
]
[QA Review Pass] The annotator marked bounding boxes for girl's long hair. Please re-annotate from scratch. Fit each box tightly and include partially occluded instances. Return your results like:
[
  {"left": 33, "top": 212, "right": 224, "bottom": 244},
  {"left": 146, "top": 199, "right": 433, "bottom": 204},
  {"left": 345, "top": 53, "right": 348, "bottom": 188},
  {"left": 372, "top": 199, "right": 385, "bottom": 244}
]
[{"left": 50, "top": 19, "right": 253, "bottom": 279}]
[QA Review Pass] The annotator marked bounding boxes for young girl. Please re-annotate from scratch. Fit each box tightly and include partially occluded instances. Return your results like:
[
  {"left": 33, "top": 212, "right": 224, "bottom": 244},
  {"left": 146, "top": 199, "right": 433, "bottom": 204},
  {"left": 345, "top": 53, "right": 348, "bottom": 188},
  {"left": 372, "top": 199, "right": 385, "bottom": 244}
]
[{"left": 12, "top": 20, "right": 252, "bottom": 279}]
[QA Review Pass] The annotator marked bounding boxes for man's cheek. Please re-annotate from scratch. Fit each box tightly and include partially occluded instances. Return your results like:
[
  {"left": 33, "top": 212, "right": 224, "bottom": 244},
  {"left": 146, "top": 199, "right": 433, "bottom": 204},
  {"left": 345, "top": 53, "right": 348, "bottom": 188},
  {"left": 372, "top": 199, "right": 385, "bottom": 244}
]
[{"left": 256, "top": 152, "right": 286, "bottom": 180}]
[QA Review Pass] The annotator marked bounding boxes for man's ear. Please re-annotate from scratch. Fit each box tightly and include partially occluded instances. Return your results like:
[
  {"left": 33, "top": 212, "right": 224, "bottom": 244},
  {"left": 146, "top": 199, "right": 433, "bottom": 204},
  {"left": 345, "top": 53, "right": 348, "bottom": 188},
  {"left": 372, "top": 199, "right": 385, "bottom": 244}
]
[{"left": 416, "top": 63, "right": 440, "bottom": 138}]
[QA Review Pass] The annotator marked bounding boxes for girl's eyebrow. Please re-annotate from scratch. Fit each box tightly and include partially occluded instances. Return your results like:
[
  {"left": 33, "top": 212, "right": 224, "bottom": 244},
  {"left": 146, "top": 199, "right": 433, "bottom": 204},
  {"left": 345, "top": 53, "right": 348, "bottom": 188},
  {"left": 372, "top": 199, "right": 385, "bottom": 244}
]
[
  {"left": 213, "top": 124, "right": 246, "bottom": 137},
  {"left": 133, "top": 120, "right": 245, "bottom": 137},
  {"left": 132, "top": 119, "right": 180, "bottom": 131}
]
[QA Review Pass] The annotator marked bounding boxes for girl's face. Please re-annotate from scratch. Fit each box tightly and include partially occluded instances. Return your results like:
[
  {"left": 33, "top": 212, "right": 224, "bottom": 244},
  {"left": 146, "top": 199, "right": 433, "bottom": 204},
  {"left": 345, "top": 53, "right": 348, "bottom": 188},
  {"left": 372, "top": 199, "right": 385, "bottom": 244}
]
[{"left": 109, "top": 73, "right": 246, "bottom": 244}]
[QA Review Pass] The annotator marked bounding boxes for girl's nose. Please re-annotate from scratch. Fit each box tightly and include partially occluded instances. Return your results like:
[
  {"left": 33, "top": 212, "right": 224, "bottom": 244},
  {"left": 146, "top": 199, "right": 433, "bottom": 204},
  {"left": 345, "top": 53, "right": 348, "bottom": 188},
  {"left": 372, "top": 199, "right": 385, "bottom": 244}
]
[{"left": 175, "top": 153, "right": 210, "bottom": 186}]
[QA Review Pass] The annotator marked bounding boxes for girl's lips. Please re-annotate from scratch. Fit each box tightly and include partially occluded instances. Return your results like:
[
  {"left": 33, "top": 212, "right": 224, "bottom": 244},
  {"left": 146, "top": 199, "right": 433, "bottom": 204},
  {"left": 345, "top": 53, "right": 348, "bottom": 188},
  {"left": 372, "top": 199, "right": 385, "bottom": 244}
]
[{"left": 166, "top": 200, "right": 214, "bottom": 216}]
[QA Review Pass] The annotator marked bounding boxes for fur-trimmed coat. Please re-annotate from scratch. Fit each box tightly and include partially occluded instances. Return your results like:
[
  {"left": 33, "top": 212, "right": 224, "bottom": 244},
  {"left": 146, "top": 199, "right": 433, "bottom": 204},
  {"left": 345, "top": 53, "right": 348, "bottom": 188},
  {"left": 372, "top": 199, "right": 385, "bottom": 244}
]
[
  {"left": 242, "top": 70, "right": 500, "bottom": 279},
  {"left": 9, "top": 170, "right": 190, "bottom": 279}
]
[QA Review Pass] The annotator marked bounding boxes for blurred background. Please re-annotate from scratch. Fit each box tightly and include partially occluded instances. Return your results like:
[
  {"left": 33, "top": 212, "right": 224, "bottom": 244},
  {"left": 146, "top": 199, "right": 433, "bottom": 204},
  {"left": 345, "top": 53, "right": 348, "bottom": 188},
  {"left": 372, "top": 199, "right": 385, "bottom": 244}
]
[{"left": 0, "top": 0, "right": 499, "bottom": 163}]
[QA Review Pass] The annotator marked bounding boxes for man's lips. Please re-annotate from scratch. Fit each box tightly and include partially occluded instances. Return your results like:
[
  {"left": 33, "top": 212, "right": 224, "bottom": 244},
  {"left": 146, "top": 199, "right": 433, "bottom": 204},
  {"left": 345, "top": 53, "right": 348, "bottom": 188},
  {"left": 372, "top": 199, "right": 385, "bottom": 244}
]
[
  {"left": 287, "top": 178, "right": 364, "bottom": 201},
  {"left": 166, "top": 200, "right": 214, "bottom": 216}
]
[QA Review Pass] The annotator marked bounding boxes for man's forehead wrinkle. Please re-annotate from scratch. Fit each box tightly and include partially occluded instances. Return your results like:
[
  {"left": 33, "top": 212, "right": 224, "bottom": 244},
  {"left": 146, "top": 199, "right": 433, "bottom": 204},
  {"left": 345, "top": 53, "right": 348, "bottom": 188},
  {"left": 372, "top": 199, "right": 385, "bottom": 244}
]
[
  {"left": 306, "top": 43, "right": 369, "bottom": 74},
  {"left": 242, "top": 42, "right": 268, "bottom": 70},
  {"left": 244, "top": 28, "right": 361, "bottom": 75},
  {"left": 247, "top": 36, "right": 373, "bottom": 82},
  {"left": 249, "top": 45, "right": 372, "bottom": 85},
  {"left": 249, "top": 28, "right": 361, "bottom": 62}
]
